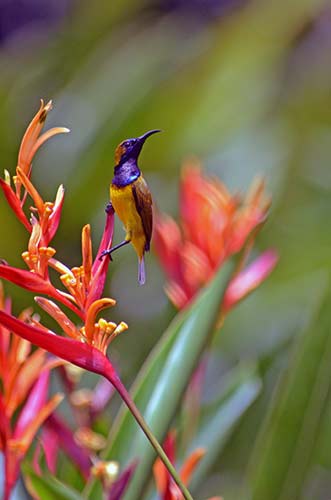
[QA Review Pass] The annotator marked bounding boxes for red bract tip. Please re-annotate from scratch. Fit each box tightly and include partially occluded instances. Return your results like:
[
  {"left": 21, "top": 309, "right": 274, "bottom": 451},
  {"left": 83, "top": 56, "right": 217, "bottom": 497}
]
[
  {"left": 223, "top": 249, "right": 279, "bottom": 312},
  {"left": 0, "top": 263, "right": 83, "bottom": 319},
  {"left": 87, "top": 207, "right": 114, "bottom": 308},
  {"left": 0, "top": 310, "right": 116, "bottom": 378},
  {"left": 0, "top": 178, "right": 31, "bottom": 231}
]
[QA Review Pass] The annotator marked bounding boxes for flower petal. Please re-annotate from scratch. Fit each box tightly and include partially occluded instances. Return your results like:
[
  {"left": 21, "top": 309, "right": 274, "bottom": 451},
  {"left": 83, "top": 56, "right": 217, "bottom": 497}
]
[
  {"left": 180, "top": 448, "right": 205, "bottom": 485},
  {"left": 13, "top": 369, "right": 51, "bottom": 440},
  {"left": 40, "top": 427, "right": 59, "bottom": 474},
  {"left": 88, "top": 207, "right": 114, "bottom": 307},
  {"left": 90, "top": 378, "right": 115, "bottom": 421},
  {"left": 107, "top": 462, "right": 138, "bottom": 500},
  {"left": 16, "top": 166, "right": 44, "bottom": 213},
  {"left": 0, "top": 263, "right": 83, "bottom": 319},
  {"left": 0, "top": 178, "right": 31, "bottom": 231},
  {"left": 222, "top": 249, "right": 278, "bottom": 312},
  {"left": 0, "top": 310, "right": 117, "bottom": 377},
  {"left": 11, "top": 393, "right": 63, "bottom": 455},
  {"left": 46, "top": 413, "right": 91, "bottom": 479},
  {"left": 34, "top": 297, "right": 79, "bottom": 339},
  {"left": 82, "top": 225, "right": 93, "bottom": 290},
  {"left": 28, "top": 127, "right": 70, "bottom": 168},
  {"left": 6, "top": 349, "right": 46, "bottom": 416},
  {"left": 17, "top": 100, "right": 52, "bottom": 175},
  {"left": 153, "top": 213, "right": 182, "bottom": 283},
  {"left": 45, "top": 185, "right": 65, "bottom": 245},
  {"left": 85, "top": 298, "right": 116, "bottom": 343}
]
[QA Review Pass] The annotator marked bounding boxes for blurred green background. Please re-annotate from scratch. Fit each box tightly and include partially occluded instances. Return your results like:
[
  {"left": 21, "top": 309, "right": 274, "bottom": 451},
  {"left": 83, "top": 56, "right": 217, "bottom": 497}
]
[{"left": 1, "top": 0, "right": 331, "bottom": 498}]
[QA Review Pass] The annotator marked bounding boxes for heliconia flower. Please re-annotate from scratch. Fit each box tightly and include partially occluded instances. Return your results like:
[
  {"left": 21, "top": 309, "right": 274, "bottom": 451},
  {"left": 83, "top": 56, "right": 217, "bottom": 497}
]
[
  {"left": 0, "top": 284, "right": 62, "bottom": 499},
  {"left": 154, "top": 161, "right": 278, "bottom": 313},
  {"left": 4, "top": 370, "right": 62, "bottom": 500},
  {"left": 49, "top": 218, "right": 114, "bottom": 312},
  {"left": 0, "top": 100, "right": 69, "bottom": 236},
  {"left": 153, "top": 431, "right": 207, "bottom": 500},
  {"left": 0, "top": 204, "right": 114, "bottom": 324},
  {"left": 0, "top": 309, "right": 192, "bottom": 499}
]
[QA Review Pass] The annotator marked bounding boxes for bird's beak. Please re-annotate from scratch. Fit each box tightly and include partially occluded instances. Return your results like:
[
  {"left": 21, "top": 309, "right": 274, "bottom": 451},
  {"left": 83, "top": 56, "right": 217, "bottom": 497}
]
[
  {"left": 138, "top": 129, "right": 162, "bottom": 144},
  {"left": 129, "top": 130, "right": 161, "bottom": 160}
]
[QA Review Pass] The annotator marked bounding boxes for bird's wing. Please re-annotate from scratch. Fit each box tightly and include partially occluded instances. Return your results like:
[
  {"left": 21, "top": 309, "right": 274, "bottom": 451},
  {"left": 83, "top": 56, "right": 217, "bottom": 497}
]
[{"left": 132, "top": 176, "right": 153, "bottom": 251}]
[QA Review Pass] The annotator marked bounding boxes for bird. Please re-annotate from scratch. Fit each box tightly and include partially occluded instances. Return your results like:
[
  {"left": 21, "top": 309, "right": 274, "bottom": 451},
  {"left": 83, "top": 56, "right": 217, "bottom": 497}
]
[{"left": 101, "top": 130, "right": 161, "bottom": 285}]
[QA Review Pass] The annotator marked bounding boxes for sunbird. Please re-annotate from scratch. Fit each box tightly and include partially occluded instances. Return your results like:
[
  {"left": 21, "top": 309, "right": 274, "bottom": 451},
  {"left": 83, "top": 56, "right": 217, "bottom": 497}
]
[{"left": 101, "top": 130, "right": 161, "bottom": 285}]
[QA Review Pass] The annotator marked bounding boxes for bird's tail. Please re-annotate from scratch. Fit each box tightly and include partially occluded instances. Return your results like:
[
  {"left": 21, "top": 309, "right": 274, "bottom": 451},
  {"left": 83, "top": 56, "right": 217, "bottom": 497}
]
[{"left": 138, "top": 256, "right": 146, "bottom": 285}]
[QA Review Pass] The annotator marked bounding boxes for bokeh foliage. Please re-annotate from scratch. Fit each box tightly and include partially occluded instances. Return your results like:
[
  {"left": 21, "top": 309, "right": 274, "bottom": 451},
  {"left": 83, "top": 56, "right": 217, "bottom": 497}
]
[{"left": 1, "top": 0, "right": 331, "bottom": 498}]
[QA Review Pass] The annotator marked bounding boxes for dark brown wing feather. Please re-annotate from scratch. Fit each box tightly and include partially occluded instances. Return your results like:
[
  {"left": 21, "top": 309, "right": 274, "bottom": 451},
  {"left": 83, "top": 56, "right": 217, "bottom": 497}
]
[{"left": 132, "top": 176, "right": 153, "bottom": 251}]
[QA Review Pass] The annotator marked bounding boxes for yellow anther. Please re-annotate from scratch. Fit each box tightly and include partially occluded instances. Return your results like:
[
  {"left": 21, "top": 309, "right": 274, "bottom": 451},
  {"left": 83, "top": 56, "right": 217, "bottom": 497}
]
[
  {"left": 39, "top": 247, "right": 56, "bottom": 258},
  {"left": 105, "top": 321, "right": 117, "bottom": 334},
  {"left": 74, "top": 427, "right": 107, "bottom": 452},
  {"left": 70, "top": 389, "right": 93, "bottom": 409},
  {"left": 60, "top": 273, "right": 76, "bottom": 286},
  {"left": 91, "top": 460, "right": 119, "bottom": 487},
  {"left": 113, "top": 321, "right": 129, "bottom": 336},
  {"left": 72, "top": 266, "right": 84, "bottom": 278},
  {"left": 98, "top": 318, "right": 108, "bottom": 331},
  {"left": 4, "top": 169, "right": 11, "bottom": 185}
]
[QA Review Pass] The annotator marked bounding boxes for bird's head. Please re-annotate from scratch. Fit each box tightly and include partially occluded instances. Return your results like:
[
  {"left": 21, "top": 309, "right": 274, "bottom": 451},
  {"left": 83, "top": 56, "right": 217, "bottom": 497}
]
[{"left": 114, "top": 129, "right": 161, "bottom": 166}]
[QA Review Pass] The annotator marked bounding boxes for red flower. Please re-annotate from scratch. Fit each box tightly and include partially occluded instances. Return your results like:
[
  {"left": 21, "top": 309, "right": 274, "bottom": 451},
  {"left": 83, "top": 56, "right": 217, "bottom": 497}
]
[
  {"left": 0, "top": 284, "right": 62, "bottom": 499},
  {"left": 154, "top": 161, "right": 278, "bottom": 314}
]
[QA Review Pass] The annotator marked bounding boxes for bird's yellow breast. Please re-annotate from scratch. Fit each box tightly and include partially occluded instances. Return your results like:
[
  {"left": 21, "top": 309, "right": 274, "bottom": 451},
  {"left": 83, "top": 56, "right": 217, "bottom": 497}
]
[{"left": 110, "top": 183, "right": 145, "bottom": 257}]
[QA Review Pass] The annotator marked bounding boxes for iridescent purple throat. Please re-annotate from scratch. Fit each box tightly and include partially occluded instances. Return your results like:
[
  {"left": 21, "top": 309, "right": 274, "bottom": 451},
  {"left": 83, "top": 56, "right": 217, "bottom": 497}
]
[{"left": 112, "top": 160, "right": 140, "bottom": 187}]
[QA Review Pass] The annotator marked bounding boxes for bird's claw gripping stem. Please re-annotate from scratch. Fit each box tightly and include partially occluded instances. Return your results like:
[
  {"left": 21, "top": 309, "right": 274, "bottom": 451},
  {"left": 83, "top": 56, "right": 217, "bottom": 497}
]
[
  {"left": 99, "top": 240, "right": 130, "bottom": 261},
  {"left": 105, "top": 202, "right": 114, "bottom": 214}
]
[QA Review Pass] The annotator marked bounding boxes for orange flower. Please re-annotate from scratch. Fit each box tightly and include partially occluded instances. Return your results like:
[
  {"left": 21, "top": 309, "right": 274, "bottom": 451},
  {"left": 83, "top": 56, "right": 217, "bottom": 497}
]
[
  {"left": 154, "top": 160, "right": 278, "bottom": 313},
  {"left": 0, "top": 100, "right": 68, "bottom": 233}
]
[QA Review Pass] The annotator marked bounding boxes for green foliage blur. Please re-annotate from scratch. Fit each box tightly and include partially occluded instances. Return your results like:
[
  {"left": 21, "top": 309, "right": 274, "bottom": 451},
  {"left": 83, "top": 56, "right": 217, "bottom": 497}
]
[{"left": 1, "top": 0, "right": 331, "bottom": 498}]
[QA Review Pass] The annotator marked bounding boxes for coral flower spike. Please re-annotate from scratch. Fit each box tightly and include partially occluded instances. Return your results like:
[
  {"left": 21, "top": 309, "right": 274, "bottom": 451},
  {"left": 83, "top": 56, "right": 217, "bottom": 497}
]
[{"left": 154, "top": 160, "right": 278, "bottom": 316}]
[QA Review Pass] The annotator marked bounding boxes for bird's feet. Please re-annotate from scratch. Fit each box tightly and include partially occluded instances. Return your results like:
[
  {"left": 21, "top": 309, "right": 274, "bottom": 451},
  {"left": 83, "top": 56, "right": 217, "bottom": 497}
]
[
  {"left": 105, "top": 202, "right": 114, "bottom": 214},
  {"left": 99, "top": 249, "right": 113, "bottom": 261}
]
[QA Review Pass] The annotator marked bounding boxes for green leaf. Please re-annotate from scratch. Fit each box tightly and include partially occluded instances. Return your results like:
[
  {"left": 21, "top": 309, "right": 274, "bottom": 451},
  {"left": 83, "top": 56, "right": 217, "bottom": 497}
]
[
  {"left": 24, "top": 469, "right": 83, "bottom": 500},
  {"left": 103, "top": 303, "right": 192, "bottom": 463},
  {"left": 84, "top": 265, "right": 233, "bottom": 498},
  {"left": 248, "top": 278, "right": 331, "bottom": 500},
  {"left": 189, "top": 366, "right": 261, "bottom": 489},
  {"left": 118, "top": 262, "right": 233, "bottom": 499}
]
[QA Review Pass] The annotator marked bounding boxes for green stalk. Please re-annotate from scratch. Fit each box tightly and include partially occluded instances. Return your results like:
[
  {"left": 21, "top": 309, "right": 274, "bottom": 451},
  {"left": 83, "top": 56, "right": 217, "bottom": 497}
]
[{"left": 105, "top": 370, "right": 193, "bottom": 500}]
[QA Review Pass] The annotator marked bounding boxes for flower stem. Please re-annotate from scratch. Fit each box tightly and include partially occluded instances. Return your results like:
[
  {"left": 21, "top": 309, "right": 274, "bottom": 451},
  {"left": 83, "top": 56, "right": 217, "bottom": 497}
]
[{"left": 105, "top": 371, "right": 193, "bottom": 500}]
